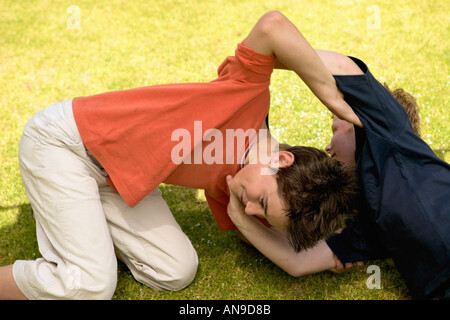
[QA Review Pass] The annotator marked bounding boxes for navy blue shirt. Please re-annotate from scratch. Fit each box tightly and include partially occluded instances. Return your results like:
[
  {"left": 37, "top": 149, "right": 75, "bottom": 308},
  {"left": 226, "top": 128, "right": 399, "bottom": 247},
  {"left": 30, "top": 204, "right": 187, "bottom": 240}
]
[{"left": 325, "top": 57, "right": 450, "bottom": 299}]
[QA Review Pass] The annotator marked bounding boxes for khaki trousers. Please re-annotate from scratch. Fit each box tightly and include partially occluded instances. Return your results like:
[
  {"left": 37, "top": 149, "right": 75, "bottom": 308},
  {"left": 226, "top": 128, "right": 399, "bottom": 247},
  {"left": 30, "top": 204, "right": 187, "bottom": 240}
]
[{"left": 13, "top": 100, "right": 198, "bottom": 299}]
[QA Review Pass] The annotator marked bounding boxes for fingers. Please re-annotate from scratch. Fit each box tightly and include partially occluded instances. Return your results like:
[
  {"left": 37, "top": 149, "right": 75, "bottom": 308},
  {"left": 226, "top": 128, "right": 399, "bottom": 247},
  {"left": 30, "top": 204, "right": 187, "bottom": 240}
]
[
  {"left": 346, "top": 113, "right": 364, "bottom": 128},
  {"left": 335, "top": 108, "right": 364, "bottom": 128},
  {"left": 331, "top": 254, "right": 345, "bottom": 273},
  {"left": 225, "top": 175, "right": 240, "bottom": 204},
  {"left": 332, "top": 98, "right": 364, "bottom": 128},
  {"left": 330, "top": 253, "right": 365, "bottom": 274},
  {"left": 226, "top": 175, "right": 234, "bottom": 195}
]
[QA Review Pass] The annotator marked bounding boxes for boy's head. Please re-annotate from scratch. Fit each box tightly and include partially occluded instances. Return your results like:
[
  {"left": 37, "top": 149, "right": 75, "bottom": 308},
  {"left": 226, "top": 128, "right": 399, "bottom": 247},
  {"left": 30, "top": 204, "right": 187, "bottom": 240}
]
[
  {"left": 276, "top": 145, "right": 358, "bottom": 252},
  {"left": 384, "top": 83, "right": 421, "bottom": 137},
  {"left": 229, "top": 145, "right": 358, "bottom": 252},
  {"left": 325, "top": 84, "right": 421, "bottom": 165}
]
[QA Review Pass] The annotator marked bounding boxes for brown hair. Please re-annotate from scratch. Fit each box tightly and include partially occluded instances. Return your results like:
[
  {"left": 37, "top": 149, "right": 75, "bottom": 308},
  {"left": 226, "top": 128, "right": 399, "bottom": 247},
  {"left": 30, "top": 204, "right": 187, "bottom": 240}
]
[
  {"left": 383, "top": 83, "right": 421, "bottom": 137},
  {"left": 276, "top": 145, "right": 358, "bottom": 252}
]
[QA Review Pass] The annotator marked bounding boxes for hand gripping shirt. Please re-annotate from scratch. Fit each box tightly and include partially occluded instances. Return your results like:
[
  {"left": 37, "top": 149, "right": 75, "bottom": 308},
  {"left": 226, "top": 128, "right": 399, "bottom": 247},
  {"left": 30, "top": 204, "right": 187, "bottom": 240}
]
[
  {"left": 325, "top": 57, "right": 450, "bottom": 299},
  {"left": 72, "top": 42, "right": 275, "bottom": 231}
]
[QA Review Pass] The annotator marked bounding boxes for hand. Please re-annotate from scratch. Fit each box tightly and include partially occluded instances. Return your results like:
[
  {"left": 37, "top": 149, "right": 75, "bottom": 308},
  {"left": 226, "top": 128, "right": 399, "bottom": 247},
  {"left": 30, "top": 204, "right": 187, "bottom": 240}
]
[
  {"left": 225, "top": 175, "right": 247, "bottom": 227},
  {"left": 326, "top": 92, "right": 364, "bottom": 128},
  {"left": 328, "top": 229, "right": 364, "bottom": 273},
  {"left": 329, "top": 254, "right": 364, "bottom": 274}
]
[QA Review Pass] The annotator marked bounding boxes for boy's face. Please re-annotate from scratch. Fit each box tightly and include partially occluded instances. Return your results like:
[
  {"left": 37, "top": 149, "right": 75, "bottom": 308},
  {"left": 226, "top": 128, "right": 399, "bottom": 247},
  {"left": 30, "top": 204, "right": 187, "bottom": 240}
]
[
  {"left": 228, "top": 152, "right": 293, "bottom": 230},
  {"left": 325, "top": 116, "right": 356, "bottom": 166}
]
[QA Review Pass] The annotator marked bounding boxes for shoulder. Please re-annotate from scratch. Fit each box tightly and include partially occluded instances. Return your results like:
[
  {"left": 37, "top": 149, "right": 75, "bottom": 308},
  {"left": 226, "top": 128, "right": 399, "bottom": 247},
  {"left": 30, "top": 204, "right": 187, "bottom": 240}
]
[{"left": 315, "top": 50, "right": 365, "bottom": 76}]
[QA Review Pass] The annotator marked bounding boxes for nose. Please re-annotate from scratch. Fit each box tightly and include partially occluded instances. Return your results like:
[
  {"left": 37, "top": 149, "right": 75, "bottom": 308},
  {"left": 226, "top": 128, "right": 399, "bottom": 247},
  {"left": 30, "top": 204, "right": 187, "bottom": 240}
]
[
  {"left": 244, "top": 201, "right": 263, "bottom": 218},
  {"left": 325, "top": 143, "right": 332, "bottom": 155}
]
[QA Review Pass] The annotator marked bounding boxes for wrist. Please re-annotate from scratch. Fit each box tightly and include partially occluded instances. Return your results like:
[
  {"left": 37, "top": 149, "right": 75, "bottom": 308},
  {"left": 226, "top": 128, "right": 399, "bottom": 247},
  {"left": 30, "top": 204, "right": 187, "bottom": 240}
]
[{"left": 320, "top": 86, "right": 344, "bottom": 109}]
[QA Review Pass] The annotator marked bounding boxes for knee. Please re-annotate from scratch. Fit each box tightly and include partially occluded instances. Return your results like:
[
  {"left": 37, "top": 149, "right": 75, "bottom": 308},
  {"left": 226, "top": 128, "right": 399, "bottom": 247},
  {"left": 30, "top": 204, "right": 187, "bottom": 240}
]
[
  {"left": 87, "top": 269, "right": 117, "bottom": 299},
  {"left": 70, "top": 265, "right": 117, "bottom": 300},
  {"left": 165, "top": 251, "right": 198, "bottom": 291},
  {"left": 132, "top": 246, "right": 198, "bottom": 291}
]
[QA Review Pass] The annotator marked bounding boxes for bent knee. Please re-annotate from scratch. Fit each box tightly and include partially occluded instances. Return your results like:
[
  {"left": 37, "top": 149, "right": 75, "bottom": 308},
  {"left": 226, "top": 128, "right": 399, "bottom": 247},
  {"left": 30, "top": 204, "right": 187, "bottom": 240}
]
[
  {"left": 166, "top": 253, "right": 198, "bottom": 291},
  {"left": 85, "top": 272, "right": 117, "bottom": 299},
  {"left": 70, "top": 266, "right": 117, "bottom": 300},
  {"left": 131, "top": 247, "right": 198, "bottom": 291}
]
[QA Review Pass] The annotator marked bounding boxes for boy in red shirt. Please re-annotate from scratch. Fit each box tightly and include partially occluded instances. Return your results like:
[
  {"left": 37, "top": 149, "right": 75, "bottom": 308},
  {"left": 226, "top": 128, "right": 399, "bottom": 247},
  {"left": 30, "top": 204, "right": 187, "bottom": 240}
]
[{"left": 0, "top": 11, "right": 359, "bottom": 299}]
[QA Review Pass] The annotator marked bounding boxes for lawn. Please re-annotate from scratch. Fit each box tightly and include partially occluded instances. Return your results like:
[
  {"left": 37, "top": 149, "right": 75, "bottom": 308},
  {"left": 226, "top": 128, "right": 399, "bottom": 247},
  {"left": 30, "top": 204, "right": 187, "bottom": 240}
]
[{"left": 0, "top": 0, "right": 448, "bottom": 300}]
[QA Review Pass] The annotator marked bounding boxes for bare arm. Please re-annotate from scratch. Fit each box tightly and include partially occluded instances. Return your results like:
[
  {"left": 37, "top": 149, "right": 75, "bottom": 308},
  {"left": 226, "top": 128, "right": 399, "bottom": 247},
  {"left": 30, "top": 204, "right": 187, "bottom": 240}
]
[
  {"left": 226, "top": 176, "right": 337, "bottom": 276},
  {"left": 315, "top": 50, "right": 365, "bottom": 76},
  {"left": 277, "top": 50, "right": 364, "bottom": 76},
  {"left": 243, "top": 11, "right": 363, "bottom": 127}
]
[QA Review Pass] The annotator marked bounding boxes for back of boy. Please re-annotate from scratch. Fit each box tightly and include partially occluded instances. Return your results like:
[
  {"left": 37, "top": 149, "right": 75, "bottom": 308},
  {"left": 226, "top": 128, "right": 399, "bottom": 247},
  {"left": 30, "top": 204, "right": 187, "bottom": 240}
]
[{"left": 326, "top": 56, "right": 450, "bottom": 299}]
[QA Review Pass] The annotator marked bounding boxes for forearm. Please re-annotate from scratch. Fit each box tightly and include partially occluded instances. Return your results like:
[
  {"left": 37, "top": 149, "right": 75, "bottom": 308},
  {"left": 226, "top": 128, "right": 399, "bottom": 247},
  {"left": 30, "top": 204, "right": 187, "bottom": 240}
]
[
  {"left": 231, "top": 212, "right": 336, "bottom": 277},
  {"left": 232, "top": 214, "right": 303, "bottom": 275}
]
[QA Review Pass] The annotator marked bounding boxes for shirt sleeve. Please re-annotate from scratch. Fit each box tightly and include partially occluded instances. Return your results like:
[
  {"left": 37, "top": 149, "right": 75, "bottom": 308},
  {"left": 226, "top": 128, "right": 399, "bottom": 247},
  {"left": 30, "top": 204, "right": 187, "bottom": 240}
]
[
  {"left": 333, "top": 57, "right": 412, "bottom": 139},
  {"left": 326, "top": 216, "right": 389, "bottom": 263},
  {"left": 215, "top": 41, "right": 275, "bottom": 84}
]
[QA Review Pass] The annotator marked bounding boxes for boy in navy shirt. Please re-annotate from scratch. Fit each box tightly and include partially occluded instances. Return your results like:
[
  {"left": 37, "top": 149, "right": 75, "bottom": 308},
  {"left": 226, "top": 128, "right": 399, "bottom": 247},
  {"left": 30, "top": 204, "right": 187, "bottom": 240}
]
[
  {"left": 226, "top": 11, "right": 450, "bottom": 300},
  {"left": 324, "top": 56, "right": 449, "bottom": 299}
]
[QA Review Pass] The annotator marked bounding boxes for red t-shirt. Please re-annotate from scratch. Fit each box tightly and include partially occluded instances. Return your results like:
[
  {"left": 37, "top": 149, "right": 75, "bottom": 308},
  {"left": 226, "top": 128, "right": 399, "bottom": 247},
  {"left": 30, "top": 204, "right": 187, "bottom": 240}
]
[{"left": 72, "top": 42, "right": 275, "bottom": 230}]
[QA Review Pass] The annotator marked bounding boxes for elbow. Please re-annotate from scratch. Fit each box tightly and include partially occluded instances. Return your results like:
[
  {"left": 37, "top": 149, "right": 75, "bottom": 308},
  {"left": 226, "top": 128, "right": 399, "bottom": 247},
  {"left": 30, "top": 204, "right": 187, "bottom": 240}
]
[
  {"left": 279, "top": 260, "right": 307, "bottom": 278},
  {"left": 246, "top": 11, "right": 291, "bottom": 56},
  {"left": 256, "top": 11, "right": 289, "bottom": 38},
  {"left": 286, "top": 268, "right": 306, "bottom": 278}
]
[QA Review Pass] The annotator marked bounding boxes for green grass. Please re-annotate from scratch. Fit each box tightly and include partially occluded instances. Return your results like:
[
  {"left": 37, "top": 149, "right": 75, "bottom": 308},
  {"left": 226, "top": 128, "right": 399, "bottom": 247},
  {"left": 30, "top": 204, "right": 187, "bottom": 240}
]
[{"left": 0, "top": 0, "right": 448, "bottom": 300}]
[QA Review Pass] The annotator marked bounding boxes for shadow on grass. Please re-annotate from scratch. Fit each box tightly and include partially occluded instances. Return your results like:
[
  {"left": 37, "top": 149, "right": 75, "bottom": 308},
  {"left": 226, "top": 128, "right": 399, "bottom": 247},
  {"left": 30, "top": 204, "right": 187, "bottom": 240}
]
[{"left": 0, "top": 203, "right": 39, "bottom": 265}]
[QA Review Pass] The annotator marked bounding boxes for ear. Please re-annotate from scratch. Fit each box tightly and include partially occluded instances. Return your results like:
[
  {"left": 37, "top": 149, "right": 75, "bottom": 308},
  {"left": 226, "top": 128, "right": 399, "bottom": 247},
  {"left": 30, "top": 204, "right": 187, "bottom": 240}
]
[{"left": 270, "top": 151, "right": 294, "bottom": 168}]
